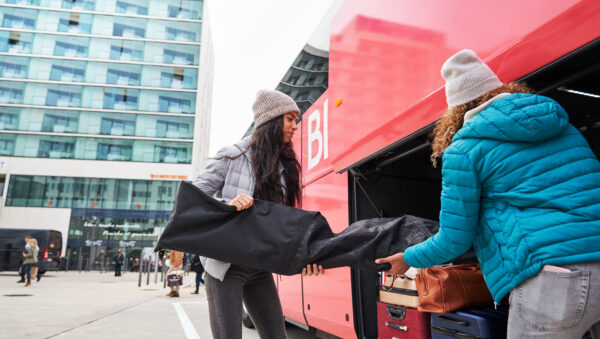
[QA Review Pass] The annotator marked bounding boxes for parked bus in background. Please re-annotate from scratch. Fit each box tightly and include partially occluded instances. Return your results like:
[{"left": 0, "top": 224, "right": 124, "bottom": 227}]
[
  {"left": 0, "top": 228, "right": 63, "bottom": 274},
  {"left": 262, "top": 0, "right": 600, "bottom": 338}
]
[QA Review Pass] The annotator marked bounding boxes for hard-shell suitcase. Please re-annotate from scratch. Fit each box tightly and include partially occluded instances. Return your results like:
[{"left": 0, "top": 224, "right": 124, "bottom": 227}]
[
  {"left": 377, "top": 302, "right": 431, "bottom": 339},
  {"left": 380, "top": 274, "right": 420, "bottom": 308},
  {"left": 430, "top": 308, "right": 508, "bottom": 339}
]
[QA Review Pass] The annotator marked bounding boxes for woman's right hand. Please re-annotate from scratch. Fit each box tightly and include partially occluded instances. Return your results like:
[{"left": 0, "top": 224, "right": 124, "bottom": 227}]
[{"left": 227, "top": 193, "right": 254, "bottom": 211}]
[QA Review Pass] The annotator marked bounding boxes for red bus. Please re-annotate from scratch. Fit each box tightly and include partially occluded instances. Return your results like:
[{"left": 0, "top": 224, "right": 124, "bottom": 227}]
[{"left": 277, "top": 0, "right": 600, "bottom": 338}]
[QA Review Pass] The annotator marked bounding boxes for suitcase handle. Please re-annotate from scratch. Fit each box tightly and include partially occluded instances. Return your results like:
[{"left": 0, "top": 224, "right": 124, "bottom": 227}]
[
  {"left": 438, "top": 315, "right": 469, "bottom": 327},
  {"left": 385, "top": 322, "right": 408, "bottom": 332},
  {"left": 386, "top": 305, "right": 406, "bottom": 321}
]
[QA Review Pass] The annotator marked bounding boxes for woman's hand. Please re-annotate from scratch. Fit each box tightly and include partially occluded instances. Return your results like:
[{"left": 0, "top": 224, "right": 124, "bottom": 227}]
[
  {"left": 301, "top": 263, "right": 324, "bottom": 276},
  {"left": 375, "top": 252, "right": 410, "bottom": 276},
  {"left": 227, "top": 193, "right": 254, "bottom": 211}
]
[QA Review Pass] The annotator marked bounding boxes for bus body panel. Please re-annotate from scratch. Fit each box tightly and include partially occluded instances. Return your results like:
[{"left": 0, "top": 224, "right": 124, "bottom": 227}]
[
  {"left": 277, "top": 274, "right": 306, "bottom": 327},
  {"left": 301, "top": 171, "right": 354, "bottom": 339},
  {"left": 328, "top": 0, "right": 600, "bottom": 172},
  {"left": 281, "top": 1, "right": 600, "bottom": 337}
]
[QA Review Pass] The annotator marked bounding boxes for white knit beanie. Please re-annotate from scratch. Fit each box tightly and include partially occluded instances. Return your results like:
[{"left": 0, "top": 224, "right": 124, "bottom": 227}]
[
  {"left": 252, "top": 89, "right": 300, "bottom": 128},
  {"left": 441, "top": 49, "right": 503, "bottom": 108}
]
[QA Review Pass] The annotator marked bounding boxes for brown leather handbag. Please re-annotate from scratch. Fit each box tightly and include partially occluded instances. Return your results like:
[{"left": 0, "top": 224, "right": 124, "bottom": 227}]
[{"left": 415, "top": 264, "right": 493, "bottom": 313}]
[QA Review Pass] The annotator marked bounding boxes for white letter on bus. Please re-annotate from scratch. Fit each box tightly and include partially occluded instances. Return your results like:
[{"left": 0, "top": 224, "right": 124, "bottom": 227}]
[
  {"left": 323, "top": 99, "right": 329, "bottom": 160},
  {"left": 308, "top": 110, "right": 322, "bottom": 169}
]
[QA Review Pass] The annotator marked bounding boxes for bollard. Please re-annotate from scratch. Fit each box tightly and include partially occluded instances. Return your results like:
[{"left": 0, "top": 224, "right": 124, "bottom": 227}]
[
  {"left": 77, "top": 247, "right": 82, "bottom": 273},
  {"left": 146, "top": 259, "right": 150, "bottom": 285},
  {"left": 154, "top": 253, "right": 159, "bottom": 284},
  {"left": 138, "top": 258, "right": 143, "bottom": 288}
]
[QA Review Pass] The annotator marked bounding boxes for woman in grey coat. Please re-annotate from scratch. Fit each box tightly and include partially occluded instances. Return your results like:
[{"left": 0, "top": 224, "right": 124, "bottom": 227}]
[{"left": 193, "top": 89, "right": 323, "bottom": 339}]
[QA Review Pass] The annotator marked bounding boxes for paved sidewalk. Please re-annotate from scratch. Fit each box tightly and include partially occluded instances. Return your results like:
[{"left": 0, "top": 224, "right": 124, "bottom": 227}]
[{"left": 0, "top": 271, "right": 318, "bottom": 339}]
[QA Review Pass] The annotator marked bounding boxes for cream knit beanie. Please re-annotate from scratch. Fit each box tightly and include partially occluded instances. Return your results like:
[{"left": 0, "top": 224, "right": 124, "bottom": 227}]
[
  {"left": 441, "top": 49, "right": 503, "bottom": 108},
  {"left": 252, "top": 89, "right": 300, "bottom": 128}
]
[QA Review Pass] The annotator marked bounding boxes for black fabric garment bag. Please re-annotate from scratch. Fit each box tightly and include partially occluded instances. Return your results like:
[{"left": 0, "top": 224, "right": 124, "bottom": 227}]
[{"left": 155, "top": 181, "right": 439, "bottom": 275}]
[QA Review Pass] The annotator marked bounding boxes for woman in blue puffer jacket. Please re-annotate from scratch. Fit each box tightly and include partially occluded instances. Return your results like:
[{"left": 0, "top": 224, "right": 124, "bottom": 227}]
[{"left": 376, "top": 50, "right": 600, "bottom": 338}]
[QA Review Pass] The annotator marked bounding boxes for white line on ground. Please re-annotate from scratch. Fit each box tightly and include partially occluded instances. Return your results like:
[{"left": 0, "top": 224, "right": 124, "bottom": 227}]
[{"left": 173, "top": 302, "right": 201, "bottom": 339}]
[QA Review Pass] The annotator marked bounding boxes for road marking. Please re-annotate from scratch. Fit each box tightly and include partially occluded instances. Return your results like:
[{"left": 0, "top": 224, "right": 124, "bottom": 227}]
[{"left": 173, "top": 302, "right": 201, "bottom": 339}]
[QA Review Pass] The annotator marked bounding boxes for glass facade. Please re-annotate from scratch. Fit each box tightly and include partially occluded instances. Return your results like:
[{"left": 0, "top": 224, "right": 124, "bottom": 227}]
[
  {"left": 0, "top": 0, "right": 203, "bottom": 163},
  {"left": 0, "top": 133, "right": 192, "bottom": 162},
  {"left": 276, "top": 45, "right": 329, "bottom": 115},
  {"left": 6, "top": 174, "right": 180, "bottom": 210}
]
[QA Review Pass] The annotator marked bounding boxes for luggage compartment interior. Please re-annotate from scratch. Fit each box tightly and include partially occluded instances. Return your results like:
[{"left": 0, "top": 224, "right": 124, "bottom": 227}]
[{"left": 349, "top": 38, "right": 600, "bottom": 339}]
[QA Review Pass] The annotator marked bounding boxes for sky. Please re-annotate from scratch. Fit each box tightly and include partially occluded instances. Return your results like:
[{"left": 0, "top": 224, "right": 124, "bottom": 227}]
[{"left": 205, "top": 0, "right": 336, "bottom": 155}]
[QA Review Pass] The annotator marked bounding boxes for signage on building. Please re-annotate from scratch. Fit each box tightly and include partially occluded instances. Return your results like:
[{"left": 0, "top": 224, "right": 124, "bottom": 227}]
[
  {"left": 150, "top": 174, "right": 188, "bottom": 180},
  {"left": 0, "top": 159, "right": 7, "bottom": 173},
  {"left": 83, "top": 222, "right": 141, "bottom": 229}
]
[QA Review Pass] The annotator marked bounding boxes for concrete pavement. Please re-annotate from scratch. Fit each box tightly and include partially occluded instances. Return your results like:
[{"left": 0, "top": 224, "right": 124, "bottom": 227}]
[{"left": 0, "top": 271, "right": 319, "bottom": 339}]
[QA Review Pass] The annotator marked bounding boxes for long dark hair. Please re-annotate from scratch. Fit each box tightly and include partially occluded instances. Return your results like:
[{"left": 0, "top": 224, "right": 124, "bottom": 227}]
[{"left": 251, "top": 116, "right": 301, "bottom": 207}]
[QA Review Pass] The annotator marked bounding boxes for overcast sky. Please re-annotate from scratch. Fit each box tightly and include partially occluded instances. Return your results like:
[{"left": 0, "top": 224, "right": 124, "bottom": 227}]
[{"left": 205, "top": 0, "right": 336, "bottom": 155}]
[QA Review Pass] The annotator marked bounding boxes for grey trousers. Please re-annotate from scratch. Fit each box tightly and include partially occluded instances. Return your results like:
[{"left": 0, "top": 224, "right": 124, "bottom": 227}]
[
  {"left": 205, "top": 264, "right": 287, "bottom": 339},
  {"left": 508, "top": 261, "right": 600, "bottom": 339}
]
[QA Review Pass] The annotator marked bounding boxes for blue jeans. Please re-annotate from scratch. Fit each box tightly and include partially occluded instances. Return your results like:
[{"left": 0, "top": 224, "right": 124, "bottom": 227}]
[
  {"left": 24, "top": 263, "right": 32, "bottom": 282},
  {"left": 508, "top": 262, "right": 600, "bottom": 338}
]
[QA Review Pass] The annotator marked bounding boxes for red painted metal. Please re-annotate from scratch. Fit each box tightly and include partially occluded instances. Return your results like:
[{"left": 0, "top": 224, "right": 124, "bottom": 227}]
[
  {"left": 328, "top": 0, "right": 600, "bottom": 172},
  {"left": 281, "top": 1, "right": 600, "bottom": 337},
  {"left": 301, "top": 170, "right": 353, "bottom": 339}
]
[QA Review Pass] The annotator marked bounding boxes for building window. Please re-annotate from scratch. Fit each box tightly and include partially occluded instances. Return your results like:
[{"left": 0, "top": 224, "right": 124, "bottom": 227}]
[
  {"left": 106, "top": 69, "right": 140, "bottom": 86},
  {"left": 160, "top": 70, "right": 185, "bottom": 88},
  {"left": 100, "top": 117, "right": 135, "bottom": 136},
  {"left": 0, "top": 112, "right": 18, "bottom": 129},
  {"left": 1, "top": 33, "right": 31, "bottom": 53},
  {"left": 116, "top": 1, "right": 148, "bottom": 15},
  {"left": 0, "top": 138, "right": 15, "bottom": 155},
  {"left": 5, "top": 0, "right": 41, "bottom": 5},
  {"left": 165, "top": 27, "right": 196, "bottom": 41},
  {"left": 50, "top": 65, "right": 85, "bottom": 82},
  {"left": 158, "top": 95, "right": 191, "bottom": 113},
  {"left": 46, "top": 89, "right": 81, "bottom": 107},
  {"left": 163, "top": 49, "right": 194, "bottom": 65},
  {"left": 297, "top": 91, "right": 309, "bottom": 100},
  {"left": 167, "top": 5, "right": 199, "bottom": 20},
  {"left": 103, "top": 91, "right": 138, "bottom": 110},
  {"left": 156, "top": 120, "right": 189, "bottom": 138},
  {"left": 57, "top": 16, "right": 92, "bottom": 34},
  {"left": 0, "top": 61, "right": 26, "bottom": 78},
  {"left": 109, "top": 45, "right": 143, "bottom": 61},
  {"left": 113, "top": 23, "right": 145, "bottom": 38},
  {"left": 154, "top": 146, "right": 187, "bottom": 163},
  {"left": 0, "top": 86, "right": 23, "bottom": 103},
  {"left": 42, "top": 114, "right": 77, "bottom": 133},
  {"left": 2, "top": 14, "right": 35, "bottom": 30},
  {"left": 38, "top": 140, "right": 75, "bottom": 158},
  {"left": 61, "top": 0, "right": 95, "bottom": 10},
  {"left": 97, "top": 143, "right": 132, "bottom": 161},
  {"left": 6, "top": 175, "right": 179, "bottom": 211},
  {"left": 54, "top": 41, "right": 87, "bottom": 58}
]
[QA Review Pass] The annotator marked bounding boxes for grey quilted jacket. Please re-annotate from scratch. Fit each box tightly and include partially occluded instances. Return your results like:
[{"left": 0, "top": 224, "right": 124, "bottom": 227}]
[{"left": 192, "top": 137, "right": 255, "bottom": 280}]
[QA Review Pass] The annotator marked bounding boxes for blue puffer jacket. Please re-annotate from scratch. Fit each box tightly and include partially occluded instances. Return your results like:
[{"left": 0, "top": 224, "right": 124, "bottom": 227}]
[{"left": 404, "top": 93, "right": 600, "bottom": 302}]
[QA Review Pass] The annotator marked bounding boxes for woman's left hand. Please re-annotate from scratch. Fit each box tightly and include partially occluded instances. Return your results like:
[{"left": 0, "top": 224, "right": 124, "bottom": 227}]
[
  {"left": 375, "top": 252, "right": 410, "bottom": 276},
  {"left": 302, "top": 263, "right": 324, "bottom": 276}
]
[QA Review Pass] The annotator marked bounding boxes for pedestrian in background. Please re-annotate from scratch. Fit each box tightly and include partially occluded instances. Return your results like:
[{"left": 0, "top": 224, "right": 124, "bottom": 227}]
[
  {"left": 17, "top": 234, "right": 31, "bottom": 283},
  {"left": 28, "top": 238, "right": 41, "bottom": 283},
  {"left": 193, "top": 89, "right": 323, "bottom": 339},
  {"left": 190, "top": 254, "right": 204, "bottom": 294},
  {"left": 165, "top": 250, "right": 183, "bottom": 297},
  {"left": 376, "top": 49, "right": 600, "bottom": 338},
  {"left": 22, "top": 238, "right": 38, "bottom": 287},
  {"left": 114, "top": 249, "right": 124, "bottom": 277}
]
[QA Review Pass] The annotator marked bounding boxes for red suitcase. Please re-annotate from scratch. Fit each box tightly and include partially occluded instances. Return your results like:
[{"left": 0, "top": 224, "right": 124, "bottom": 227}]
[{"left": 377, "top": 302, "right": 431, "bottom": 339}]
